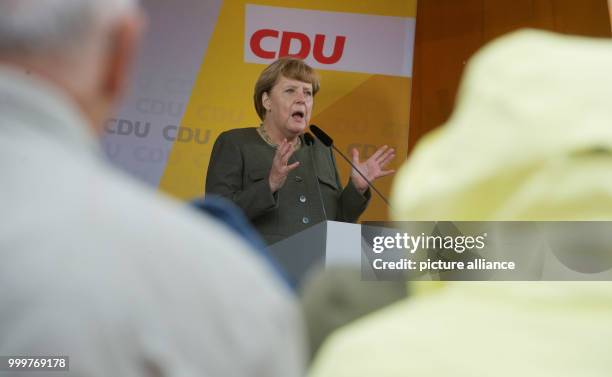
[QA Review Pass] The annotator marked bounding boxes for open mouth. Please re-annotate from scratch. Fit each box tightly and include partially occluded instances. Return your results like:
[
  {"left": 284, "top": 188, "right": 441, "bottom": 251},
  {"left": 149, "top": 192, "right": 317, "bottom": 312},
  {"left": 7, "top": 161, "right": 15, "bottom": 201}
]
[{"left": 291, "top": 110, "right": 305, "bottom": 122}]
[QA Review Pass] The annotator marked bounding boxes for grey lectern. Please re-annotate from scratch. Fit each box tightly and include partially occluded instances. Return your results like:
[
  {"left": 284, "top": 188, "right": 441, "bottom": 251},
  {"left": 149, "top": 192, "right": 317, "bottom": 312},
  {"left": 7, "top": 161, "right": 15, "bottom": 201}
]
[{"left": 268, "top": 221, "right": 363, "bottom": 286}]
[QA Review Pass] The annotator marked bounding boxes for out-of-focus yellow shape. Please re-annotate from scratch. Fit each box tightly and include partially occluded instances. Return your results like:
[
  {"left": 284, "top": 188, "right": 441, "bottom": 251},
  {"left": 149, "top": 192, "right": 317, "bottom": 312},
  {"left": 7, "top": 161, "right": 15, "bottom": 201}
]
[{"left": 309, "top": 30, "right": 612, "bottom": 377}]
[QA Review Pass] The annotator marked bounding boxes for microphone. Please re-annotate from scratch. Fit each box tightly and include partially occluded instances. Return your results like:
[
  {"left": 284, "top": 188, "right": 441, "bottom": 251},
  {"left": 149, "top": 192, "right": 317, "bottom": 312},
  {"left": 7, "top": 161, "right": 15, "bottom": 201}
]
[
  {"left": 309, "top": 124, "right": 391, "bottom": 207},
  {"left": 304, "top": 133, "right": 328, "bottom": 220}
]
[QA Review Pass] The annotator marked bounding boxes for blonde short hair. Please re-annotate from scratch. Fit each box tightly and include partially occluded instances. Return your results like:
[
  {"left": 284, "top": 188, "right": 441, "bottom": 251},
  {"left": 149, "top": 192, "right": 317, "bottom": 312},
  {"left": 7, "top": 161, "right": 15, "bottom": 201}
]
[{"left": 253, "top": 57, "right": 320, "bottom": 121}]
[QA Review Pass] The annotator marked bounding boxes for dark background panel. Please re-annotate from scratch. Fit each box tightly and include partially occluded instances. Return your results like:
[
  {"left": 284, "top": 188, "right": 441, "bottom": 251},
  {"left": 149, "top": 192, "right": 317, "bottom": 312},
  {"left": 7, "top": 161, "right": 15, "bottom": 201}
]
[{"left": 408, "top": 0, "right": 612, "bottom": 154}]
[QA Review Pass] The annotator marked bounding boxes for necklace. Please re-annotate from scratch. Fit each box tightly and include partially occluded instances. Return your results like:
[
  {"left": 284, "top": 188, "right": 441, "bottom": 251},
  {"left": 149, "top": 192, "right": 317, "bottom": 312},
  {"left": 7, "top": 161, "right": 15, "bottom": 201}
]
[{"left": 257, "top": 124, "right": 301, "bottom": 151}]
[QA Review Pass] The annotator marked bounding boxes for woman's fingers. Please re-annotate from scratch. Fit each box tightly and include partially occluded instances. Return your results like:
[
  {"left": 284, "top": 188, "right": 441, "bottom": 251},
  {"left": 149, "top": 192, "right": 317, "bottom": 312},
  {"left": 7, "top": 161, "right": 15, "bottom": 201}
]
[
  {"left": 281, "top": 140, "right": 300, "bottom": 165},
  {"left": 273, "top": 139, "right": 291, "bottom": 164},
  {"left": 285, "top": 161, "right": 300, "bottom": 172},
  {"left": 379, "top": 151, "right": 395, "bottom": 168},
  {"left": 272, "top": 139, "right": 300, "bottom": 173},
  {"left": 351, "top": 147, "right": 360, "bottom": 165},
  {"left": 281, "top": 144, "right": 293, "bottom": 163},
  {"left": 370, "top": 145, "right": 388, "bottom": 162},
  {"left": 268, "top": 139, "right": 301, "bottom": 192},
  {"left": 375, "top": 147, "right": 394, "bottom": 164},
  {"left": 378, "top": 169, "right": 395, "bottom": 177},
  {"left": 273, "top": 140, "right": 285, "bottom": 162}
]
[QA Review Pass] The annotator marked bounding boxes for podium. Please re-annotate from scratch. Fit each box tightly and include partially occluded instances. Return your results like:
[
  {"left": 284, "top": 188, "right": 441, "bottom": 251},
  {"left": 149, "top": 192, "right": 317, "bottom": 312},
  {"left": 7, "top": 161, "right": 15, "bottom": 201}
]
[{"left": 268, "top": 221, "right": 363, "bottom": 286}]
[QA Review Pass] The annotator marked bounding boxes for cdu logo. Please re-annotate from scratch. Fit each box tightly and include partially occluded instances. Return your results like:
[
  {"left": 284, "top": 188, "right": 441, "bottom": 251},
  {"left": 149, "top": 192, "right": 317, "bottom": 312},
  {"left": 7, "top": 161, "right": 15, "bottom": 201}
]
[
  {"left": 250, "top": 29, "right": 346, "bottom": 64},
  {"left": 244, "top": 4, "right": 416, "bottom": 77}
]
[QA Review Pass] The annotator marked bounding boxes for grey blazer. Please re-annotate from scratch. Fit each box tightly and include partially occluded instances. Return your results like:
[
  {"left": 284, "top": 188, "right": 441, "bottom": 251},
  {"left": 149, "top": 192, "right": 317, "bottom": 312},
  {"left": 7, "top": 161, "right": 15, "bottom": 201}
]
[{"left": 205, "top": 127, "right": 370, "bottom": 244}]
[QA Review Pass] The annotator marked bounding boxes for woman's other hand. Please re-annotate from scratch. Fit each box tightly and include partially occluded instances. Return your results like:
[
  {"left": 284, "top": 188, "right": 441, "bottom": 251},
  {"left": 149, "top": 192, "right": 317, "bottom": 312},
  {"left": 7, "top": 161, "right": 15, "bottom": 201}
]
[{"left": 350, "top": 145, "right": 396, "bottom": 194}]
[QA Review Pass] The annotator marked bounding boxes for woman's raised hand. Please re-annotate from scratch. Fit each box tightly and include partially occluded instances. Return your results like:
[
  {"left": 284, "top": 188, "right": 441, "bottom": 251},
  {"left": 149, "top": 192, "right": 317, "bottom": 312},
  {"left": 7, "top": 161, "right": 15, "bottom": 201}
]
[
  {"left": 350, "top": 145, "right": 396, "bottom": 194},
  {"left": 268, "top": 139, "right": 300, "bottom": 193}
]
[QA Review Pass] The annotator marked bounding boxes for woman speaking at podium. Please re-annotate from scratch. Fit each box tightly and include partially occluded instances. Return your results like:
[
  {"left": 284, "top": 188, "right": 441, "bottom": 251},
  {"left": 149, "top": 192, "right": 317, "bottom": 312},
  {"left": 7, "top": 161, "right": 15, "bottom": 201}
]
[{"left": 205, "top": 58, "right": 395, "bottom": 245}]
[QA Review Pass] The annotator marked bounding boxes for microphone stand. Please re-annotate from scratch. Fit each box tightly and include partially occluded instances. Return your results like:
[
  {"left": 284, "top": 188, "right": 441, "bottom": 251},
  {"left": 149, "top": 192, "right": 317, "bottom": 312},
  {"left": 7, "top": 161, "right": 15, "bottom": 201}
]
[{"left": 304, "top": 133, "right": 328, "bottom": 220}]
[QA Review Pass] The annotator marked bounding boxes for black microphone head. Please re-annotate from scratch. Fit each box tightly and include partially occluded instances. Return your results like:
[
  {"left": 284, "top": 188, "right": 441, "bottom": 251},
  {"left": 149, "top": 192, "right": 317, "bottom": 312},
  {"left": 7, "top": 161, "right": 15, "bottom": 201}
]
[
  {"left": 309, "top": 124, "right": 333, "bottom": 147},
  {"left": 303, "top": 132, "right": 315, "bottom": 146}
]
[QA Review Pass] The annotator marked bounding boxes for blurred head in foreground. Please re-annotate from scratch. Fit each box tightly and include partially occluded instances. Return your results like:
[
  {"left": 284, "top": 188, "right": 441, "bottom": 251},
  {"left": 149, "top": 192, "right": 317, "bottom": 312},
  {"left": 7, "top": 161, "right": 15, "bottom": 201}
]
[
  {"left": 0, "top": 1, "right": 305, "bottom": 376},
  {"left": 309, "top": 30, "right": 612, "bottom": 377},
  {"left": 0, "top": 0, "right": 145, "bottom": 133}
]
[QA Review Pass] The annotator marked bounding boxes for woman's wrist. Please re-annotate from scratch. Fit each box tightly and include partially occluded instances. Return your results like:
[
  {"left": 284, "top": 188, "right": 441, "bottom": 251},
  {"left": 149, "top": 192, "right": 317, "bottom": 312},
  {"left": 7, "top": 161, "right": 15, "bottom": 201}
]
[{"left": 351, "top": 176, "right": 368, "bottom": 194}]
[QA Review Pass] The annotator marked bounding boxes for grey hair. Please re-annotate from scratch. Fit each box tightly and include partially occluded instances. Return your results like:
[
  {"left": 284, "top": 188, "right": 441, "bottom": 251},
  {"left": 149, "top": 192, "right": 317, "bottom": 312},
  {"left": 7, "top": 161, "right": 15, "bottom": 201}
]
[{"left": 0, "top": 0, "right": 139, "bottom": 56}]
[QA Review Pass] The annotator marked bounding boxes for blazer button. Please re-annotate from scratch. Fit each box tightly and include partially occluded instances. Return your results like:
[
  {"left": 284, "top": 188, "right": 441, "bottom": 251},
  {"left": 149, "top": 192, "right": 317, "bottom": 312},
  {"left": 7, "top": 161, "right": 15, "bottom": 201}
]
[
  {"left": 299, "top": 195, "right": 307, "bottom": 203},
  {"left": 295, "top": 176, "right": 303, "bottom": 182},
  {"left": 302, "top": 217, "right": 310, "bottom": 224}
]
